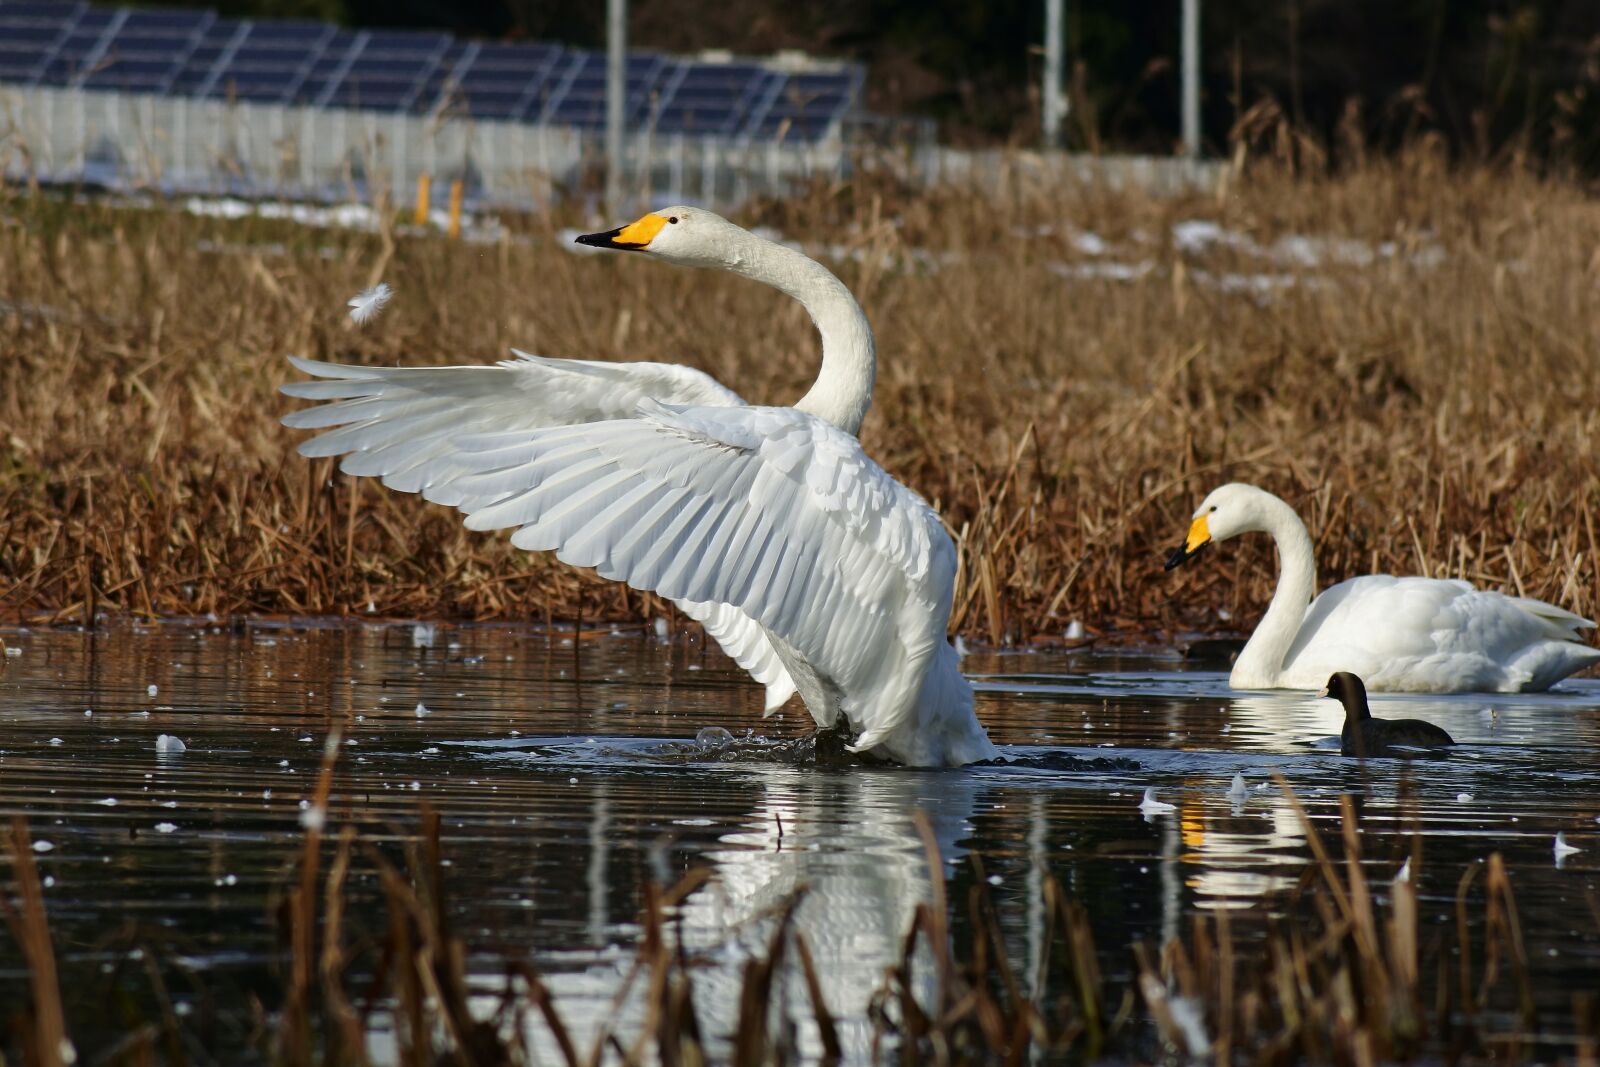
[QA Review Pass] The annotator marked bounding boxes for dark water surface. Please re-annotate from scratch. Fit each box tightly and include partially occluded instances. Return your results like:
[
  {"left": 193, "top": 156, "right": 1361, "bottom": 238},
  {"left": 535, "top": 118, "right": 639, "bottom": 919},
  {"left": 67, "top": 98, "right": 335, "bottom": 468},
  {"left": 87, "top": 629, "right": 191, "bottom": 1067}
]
[{"left": 1, "top": 619, "right": 1598, "bottom": 1061}]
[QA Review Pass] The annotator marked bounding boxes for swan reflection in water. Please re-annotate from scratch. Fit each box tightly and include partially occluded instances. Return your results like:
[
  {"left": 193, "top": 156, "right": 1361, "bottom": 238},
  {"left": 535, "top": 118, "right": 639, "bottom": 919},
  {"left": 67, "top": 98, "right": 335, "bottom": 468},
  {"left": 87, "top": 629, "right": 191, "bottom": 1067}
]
[
  {"left": 457, "top": 765, "right": 985, "bottom": 1061},
  {"left": 677, "top": 767, "right": 984, "bottom": 1058}
]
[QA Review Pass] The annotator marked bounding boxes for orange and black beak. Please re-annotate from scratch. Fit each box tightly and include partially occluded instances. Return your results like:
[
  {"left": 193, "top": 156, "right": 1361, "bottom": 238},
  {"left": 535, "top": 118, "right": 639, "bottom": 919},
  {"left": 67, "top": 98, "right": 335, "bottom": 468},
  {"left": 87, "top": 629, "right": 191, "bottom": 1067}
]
[
  {"left": 575, "top": 212, "right": 666, "bottom": 251},
  {"left": 1164, "top": 514, "right": 1212, "bottom": 570}
]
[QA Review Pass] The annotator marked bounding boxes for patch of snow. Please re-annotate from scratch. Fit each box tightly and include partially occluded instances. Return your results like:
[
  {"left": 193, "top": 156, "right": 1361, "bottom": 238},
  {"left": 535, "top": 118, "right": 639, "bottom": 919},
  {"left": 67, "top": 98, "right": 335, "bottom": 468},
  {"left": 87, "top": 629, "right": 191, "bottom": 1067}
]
[{"left": 1047, "top": 259, "right": 1155, "bottom": 282}]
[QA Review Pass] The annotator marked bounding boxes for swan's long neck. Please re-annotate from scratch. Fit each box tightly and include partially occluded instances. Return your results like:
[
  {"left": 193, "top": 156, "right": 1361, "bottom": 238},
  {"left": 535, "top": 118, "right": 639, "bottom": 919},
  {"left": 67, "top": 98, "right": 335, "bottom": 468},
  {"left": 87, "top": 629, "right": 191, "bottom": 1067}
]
[
  {"left": 1231, "top": 496, "right": 1318, "bottom": 688},
  {"left": 724, "top": 238, "right": 875, "bottom": 435}
]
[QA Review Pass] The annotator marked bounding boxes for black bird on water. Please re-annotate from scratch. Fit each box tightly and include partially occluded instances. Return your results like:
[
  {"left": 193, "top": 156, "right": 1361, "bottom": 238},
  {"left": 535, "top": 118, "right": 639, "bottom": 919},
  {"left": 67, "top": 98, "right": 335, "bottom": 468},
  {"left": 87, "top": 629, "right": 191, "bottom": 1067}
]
[{"left": 1319, "top": 672, "right": 1455, "bottom": 757}]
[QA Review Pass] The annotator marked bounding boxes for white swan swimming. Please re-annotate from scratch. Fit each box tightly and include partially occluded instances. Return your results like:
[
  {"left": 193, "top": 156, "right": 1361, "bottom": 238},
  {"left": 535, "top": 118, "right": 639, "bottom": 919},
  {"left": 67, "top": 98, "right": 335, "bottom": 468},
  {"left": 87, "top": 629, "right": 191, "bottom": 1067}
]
[
  {"left": 1165, "top": 483, "right": 1600, "bottom": 692},
  {"left": 280, "top": 206, "right": 997, "bottom": 767}
]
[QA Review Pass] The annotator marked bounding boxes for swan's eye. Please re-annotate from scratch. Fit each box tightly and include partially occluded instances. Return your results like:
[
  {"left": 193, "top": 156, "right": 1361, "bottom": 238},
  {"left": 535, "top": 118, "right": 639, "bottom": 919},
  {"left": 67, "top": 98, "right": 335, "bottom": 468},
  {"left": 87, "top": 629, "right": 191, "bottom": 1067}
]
[
  {"left": 668, "top": 216, "right": 679, "bottom": 224},
  {"left": 1208, "top": 505, "right": 1217, "bottom": 513}
]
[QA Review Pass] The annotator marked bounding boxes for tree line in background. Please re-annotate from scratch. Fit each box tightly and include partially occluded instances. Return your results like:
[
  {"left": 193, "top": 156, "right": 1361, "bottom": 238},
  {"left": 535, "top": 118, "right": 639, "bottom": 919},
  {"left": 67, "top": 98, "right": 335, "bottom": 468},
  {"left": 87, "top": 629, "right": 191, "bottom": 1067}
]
[{"left": 162, "top": 0, "right": 1600, "bottom": 167}]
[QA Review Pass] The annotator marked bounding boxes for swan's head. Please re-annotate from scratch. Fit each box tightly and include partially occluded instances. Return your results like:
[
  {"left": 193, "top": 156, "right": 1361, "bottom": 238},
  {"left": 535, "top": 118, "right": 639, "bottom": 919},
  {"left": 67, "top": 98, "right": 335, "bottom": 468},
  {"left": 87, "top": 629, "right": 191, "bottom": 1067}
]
[
  {"left": 575, "top": 206, "right": 749, "bottom": 269},
  {"left": 1163, "top": 482, "right": 1271, "bottom": 570}
]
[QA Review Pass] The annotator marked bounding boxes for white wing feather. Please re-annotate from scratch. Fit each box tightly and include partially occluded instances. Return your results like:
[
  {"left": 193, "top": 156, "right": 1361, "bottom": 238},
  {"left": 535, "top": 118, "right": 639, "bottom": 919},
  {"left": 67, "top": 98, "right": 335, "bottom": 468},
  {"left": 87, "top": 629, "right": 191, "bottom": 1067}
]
[
  {"left": 677, "top": 599, "right": 797, "bottom": 713},
  {"left": 281, "top": 353, "right": 798, "bottom": 712},
  {"left": 347, "top": 283, "right": 393, "bottom": 325},
  {"left": 282, "top": 351, "right": 742, "bottom": 493}
]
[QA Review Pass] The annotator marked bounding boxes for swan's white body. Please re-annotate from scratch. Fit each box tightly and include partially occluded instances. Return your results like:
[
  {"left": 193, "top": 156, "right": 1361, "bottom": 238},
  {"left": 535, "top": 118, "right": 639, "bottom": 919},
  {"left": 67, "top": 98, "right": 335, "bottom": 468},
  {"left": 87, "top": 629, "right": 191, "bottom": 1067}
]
[
  {"left": 280, "top": 206, "right": 996, "bottom": 767},
  {"left": 1172, "top": 483, "right": 1600, "bottom": 693}
]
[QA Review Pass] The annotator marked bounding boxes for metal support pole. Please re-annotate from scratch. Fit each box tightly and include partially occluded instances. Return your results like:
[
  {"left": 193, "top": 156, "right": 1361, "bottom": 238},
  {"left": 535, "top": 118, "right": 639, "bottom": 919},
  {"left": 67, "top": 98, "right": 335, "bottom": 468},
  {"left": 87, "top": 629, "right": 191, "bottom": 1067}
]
[
  {"left": 1042, "top": 0, "right": 1065, "bottom": 148},
  {"left": 605, "top": 0, "right": 626, "bottom": 213},
  {"left": 1181, "top": 0, "right": 1200, "bottom": 156}
]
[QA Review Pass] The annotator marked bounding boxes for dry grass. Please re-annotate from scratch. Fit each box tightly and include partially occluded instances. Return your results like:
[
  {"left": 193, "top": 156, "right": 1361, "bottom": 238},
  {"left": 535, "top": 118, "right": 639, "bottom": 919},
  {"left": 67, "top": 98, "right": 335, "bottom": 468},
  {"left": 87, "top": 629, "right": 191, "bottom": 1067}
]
[
  {"left": 4, "top": 154, "right": 1600, "bottom": 647},
  {"left": 3, "top": 776, "right": 1594, "bottom": 1064}
]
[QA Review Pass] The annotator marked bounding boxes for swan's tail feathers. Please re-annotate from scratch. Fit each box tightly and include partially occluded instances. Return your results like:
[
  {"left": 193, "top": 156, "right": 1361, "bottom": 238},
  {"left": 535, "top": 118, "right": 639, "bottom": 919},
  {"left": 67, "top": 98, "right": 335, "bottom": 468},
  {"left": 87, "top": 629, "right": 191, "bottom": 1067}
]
[
  {"left": 848, "top": 640, "right": 999, "bottom": 767},
  {"left": 1504, "top": 596, "right": 1600, "bottom": 690},
  {"left": 1510, "top": 596, "right": 1598, "bottom": 640}
]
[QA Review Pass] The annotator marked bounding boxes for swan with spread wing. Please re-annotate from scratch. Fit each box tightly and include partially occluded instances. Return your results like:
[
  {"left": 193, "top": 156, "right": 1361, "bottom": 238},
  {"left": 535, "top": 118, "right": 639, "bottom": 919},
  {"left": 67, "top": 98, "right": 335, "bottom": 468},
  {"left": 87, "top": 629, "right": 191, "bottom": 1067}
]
[{"left": 280, "top": 206, "right": 997, "bottom": 767}]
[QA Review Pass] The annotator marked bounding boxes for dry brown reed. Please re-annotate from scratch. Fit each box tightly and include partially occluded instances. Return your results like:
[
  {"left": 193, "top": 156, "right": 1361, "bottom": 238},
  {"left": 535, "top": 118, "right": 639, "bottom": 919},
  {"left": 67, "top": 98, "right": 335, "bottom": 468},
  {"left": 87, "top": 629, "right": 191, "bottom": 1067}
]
[
  {"left": 2, "top": 783, "right": 1597, "bottom": 1065},
  {"left": 4, "top": 154, "right": 1600, "bottom": 650}
]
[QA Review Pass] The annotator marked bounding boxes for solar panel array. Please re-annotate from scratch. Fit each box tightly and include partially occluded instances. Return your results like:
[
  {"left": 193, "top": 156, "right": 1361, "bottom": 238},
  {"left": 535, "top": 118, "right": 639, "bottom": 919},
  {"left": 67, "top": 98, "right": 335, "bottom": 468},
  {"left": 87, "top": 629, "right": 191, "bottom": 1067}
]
[{"left": 0, "top": 0, "right": 863, "bottom": 141}]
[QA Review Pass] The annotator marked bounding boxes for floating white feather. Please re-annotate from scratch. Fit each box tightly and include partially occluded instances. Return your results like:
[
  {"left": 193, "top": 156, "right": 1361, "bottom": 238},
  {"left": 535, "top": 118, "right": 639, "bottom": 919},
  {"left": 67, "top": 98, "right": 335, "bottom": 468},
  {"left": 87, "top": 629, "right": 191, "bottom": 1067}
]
[
  {"left": 347, "top": 282, "right": 394, "bottom": 325},
  {"left": 1554, "top": 832, "right": 1581, "bottom": 858},
  {"left": 1140, "top": 788, "right": 1176, "bottom": 814}
]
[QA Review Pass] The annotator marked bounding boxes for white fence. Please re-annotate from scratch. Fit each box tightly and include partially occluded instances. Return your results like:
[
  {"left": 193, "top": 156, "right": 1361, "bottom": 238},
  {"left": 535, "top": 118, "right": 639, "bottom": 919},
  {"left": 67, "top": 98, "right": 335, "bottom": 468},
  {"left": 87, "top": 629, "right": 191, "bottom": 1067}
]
[
  {"left": 0, "top": 83, "right": 1223, "bottom": 212},
  {"left": 0, "top": 83, "right": 864, "bottom": 211}
]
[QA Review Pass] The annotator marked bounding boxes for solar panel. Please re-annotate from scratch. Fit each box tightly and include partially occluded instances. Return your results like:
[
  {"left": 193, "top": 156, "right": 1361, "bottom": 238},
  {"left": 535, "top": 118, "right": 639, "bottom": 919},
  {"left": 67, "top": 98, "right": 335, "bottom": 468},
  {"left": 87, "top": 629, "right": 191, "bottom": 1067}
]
[
  {"left": 536, "top": 49, "right": 674, "bottom": 127},
  {"left": 229, "top": 44, "right": 310, "bottom": 64},
  {"left": 360, "top": 29, "right": 448, "bottom": 54},
  {"left": 0, "top": 1, "right": 87, "bottom": 19},
  {"left": 39, "top": 19, "right": 112, "bottom": 86},
  {"left": 66, "top": 8, "right": 115, "bottom": 30},
  {"left": 117, "top": 8, "right": 210, "bottom": 34},
  {"left": 0, "top": 45, "right": 47, "bottom": 83},
  {"left": 0, "top": 21, "right": 66, "bottom": 44},
  {"left": 346, "top": 56, "right": 430, "bottom": 77},
  {"left": 286, "top": 30, "right": 357, "bottom": 104},
  {"left": 244, "top": 20, "right": 335, "bottom": 46},
  {"left": 738, "top": 66, "right": 858, "bottom": 141},
  {"left": 0, "top": 0, "right": 865, "bottom": 142},
  {"left": 197, "top": 21, "right": 327, "bottom": 103},
  {"left": 169, "top": 18, "right": 241, "bottom": 93},
  {"left": 460, "top": 88, "right": 523, "bottom": 118},
  {"left": 435, "top": 41, "right": 564, "bottom": 118},
  {"left": 465, "top": 41, "right": 561, "bottom": 69},
  {"left": 311, "top": 28, "right": 452, "bottom": 112},
  {"left": 83, "top": 56, "right": 176, "bottom": 91},
  {"left": 673, "top": 63, "right": 767, "bottom": 89},
  {"left": 406, "top": 39, "right": 460, "bottom": 112},
  {"left": 171, "top": 53, "right": 221, "bottom": 91},
  {"left": 650, "top": 60, "right": 779, "bottom": 135}
]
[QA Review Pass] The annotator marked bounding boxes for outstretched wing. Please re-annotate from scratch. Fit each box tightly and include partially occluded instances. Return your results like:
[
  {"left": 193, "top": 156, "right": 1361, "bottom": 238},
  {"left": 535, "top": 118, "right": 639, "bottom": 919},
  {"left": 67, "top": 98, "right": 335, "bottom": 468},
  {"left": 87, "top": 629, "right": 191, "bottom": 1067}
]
[
  {"left": 280, "top": 350, "right": 743, "bottom": 495},
  {"left": 430, "top": 402, "right": 952, "bottom": 749},
  {"left": 281, "top": 353, "right": 802, "bottom": 707}
]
